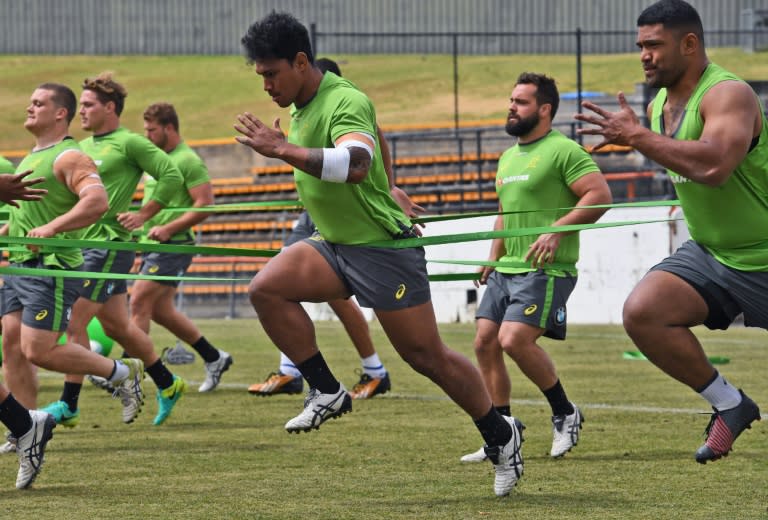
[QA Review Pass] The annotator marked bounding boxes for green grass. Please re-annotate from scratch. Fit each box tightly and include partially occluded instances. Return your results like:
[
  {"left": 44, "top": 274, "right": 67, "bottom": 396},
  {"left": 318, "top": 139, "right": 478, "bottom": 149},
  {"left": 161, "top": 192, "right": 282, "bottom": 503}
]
[
  {"left": 1, "top": 320, "right": 766, "bottom": 519},
  {"left": 1, "top": 48, "right": 766, "bottom": 151}
]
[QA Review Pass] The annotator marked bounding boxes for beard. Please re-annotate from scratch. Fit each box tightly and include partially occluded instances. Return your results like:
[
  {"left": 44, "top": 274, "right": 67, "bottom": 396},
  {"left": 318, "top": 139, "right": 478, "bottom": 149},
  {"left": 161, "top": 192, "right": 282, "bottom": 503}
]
[{"left": 505, "top": 112, "right": 540, "bottom": 137}]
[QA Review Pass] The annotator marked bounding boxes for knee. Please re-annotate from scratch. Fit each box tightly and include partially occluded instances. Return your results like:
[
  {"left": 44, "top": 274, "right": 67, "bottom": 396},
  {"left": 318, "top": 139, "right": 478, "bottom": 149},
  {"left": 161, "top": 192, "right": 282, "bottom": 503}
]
[
  {"left": 399, "top": 345, "right": 440, "bottom": 378},
  {"left": 129, "top": 294, "right": 151, "bottom": 318},
  {"left": 248, "top": 274, "right": 276, "bottom": 309},
  {"left": 497, "top": 330, "right": 527, "bottom": 360},
  {"left": 622, "top": 293, "right": 651, "bottom": 336},
  {"left": 21, "top": 344, "right": 45, "bottom": 366},
  {"left": 472, "top": 331, "right": 497, "bottom": 357}
]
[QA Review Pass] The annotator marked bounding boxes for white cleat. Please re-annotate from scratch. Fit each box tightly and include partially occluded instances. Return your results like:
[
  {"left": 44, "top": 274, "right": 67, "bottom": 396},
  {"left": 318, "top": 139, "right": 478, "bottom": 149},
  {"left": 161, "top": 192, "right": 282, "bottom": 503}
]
[
  {"left": 285, "top": 385, "right": 352, "bottom": 433},
  {"left": 199, "top": 350, "right": 234, "bottom": 392},
  {"left": 16, "top": 410, "right": 56, "bottom": 489},
  {"left": 551, "top": 405, "right": 584, "bottom": 458},
  {"left": 460, "top": 446, "right": 488, "bottom": 463},
  {"left": 484, "top": 416, "right": 525, "bottom": 497}
]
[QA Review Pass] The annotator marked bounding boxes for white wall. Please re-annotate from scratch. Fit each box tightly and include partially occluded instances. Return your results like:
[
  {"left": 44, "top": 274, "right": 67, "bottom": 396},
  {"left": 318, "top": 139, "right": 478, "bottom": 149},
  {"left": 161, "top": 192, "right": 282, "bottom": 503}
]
[{"left": 423, "top": 206, "right": 677, "bottom": 324}]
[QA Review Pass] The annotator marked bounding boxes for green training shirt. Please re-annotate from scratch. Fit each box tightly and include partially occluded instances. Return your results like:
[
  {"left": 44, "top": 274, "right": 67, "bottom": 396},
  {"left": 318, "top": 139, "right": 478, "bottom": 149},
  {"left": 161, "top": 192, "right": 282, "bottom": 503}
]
[
  {"left": 650, "top": 63, "right": 768, "bottom": 271},
  {"left": 288, "top": 72, "right": 410, "bottom": 244},
  {"left": 141, "top": 141, "right": 210, "bottom": 243},
  {"left": 495, "top": 130, "right": 599, "bottom": 276},
  {"left": 8, "top": 138, "right": 85, "bottom": 268},
  {"left": 0, "top": 155, "right": 15, "bottom": 173},
  {"left": 79, "top": 127, "right": 183, "bottom": 241}
]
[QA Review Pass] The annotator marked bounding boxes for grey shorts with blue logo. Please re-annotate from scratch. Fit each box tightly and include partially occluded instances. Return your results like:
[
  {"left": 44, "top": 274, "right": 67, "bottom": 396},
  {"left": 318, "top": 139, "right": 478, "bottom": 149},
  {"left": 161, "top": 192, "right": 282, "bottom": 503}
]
[
  {"left": 304, "top": 236, "right": 431, "bottom": 311},
  {"left": 0, "top": 260, "right": 82, "bottom": 332},
  {"left": 139, "top": 250, "right": 194, "bottom": 288},
  {"left": 476, "top": 269, "right": 577, "bottom": 340},
  {"left": 79, "top": 248, "right": 136, "bottom": 302}
]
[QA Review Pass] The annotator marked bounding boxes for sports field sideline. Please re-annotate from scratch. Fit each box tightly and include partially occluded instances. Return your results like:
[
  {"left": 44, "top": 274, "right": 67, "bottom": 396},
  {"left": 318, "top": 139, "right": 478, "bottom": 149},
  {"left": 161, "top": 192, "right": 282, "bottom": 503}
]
[{"left": 2, "top": 319, "right": 765, "bottom": 519}]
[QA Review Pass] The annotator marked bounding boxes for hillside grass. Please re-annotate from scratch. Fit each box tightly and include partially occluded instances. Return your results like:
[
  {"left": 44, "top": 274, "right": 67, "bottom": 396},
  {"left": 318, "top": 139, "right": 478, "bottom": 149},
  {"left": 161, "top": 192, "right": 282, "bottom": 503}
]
[
  {"left": 1, "top": 48, "right": 766, "bottom": 152},
  {"left": 0, "top": 320, "right": 765, "bottom": 519}
]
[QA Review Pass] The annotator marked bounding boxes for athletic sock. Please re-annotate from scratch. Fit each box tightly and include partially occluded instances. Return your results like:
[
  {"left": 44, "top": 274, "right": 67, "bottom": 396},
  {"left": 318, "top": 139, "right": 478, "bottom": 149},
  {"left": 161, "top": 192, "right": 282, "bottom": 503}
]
[
  {"left": 190, "top": 336, "right": 220, "bottom": 363},
  {"left": 495, "top": 405, "right": 511, "bottom": 417},
  {"left": 279, "top": 352, "right": 302, "bottom": 378},
  {"left": 543, "top": 379, "right": 574, "bottom": 417},
  {"left": 60, "top": 382, "right": 82, "bottom": 412},
  {"left": 146, "top": 359, "right": 175, "bottom": 391},
  {"left": 296, "top": 352, "right": 340, "bottom": 395},
  {"left": 108, "top": 360, "right": 129, "bottom": 384},
  {"left": 474, "top": 405, "right": 512, "bottom": 447},
  {"left": 697, "top": 370, "right": 742, "bottom": 411},
  {"left": 360, "top": 353, "right": 387, "bottom": 378},
  {"left": 0, "top": 394, "right": 33, "bottom": 439}
]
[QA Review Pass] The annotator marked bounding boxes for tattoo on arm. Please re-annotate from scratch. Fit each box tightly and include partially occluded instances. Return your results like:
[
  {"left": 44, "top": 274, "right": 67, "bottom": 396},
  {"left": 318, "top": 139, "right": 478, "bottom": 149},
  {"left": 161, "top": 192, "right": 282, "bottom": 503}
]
[
  {"left": 347, "top": 146, "right": 372, "bottom": 182},
  {"left": 305, "top": 149, "right": 324, "bottom": 177}
]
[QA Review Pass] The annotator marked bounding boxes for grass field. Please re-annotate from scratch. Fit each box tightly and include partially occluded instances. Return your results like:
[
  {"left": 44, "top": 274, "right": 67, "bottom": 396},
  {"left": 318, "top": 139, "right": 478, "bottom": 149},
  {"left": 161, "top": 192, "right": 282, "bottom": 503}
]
[
  {"left": 1, "top": 48, "right": 767, "bottom": 151},
  {"left": 1, "top": 320, "right": 765, "bottom": 519}
]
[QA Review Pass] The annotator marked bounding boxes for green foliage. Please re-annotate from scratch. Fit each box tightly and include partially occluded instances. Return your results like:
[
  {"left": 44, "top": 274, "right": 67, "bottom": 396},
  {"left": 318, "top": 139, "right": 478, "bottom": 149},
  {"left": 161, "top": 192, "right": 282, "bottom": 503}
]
[
  {"left": 1, "top": 49, "right": 766, "bottom": 151},
  {"left": 2, "top": 320, "right": 765, "bottom": 518}
]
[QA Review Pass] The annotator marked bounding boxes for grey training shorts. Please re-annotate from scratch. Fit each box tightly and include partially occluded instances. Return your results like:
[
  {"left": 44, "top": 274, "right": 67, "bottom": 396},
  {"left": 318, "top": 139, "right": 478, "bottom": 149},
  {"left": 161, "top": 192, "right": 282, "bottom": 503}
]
[
  {"left": 649, "top": 239, "right": 768, "bottom": 330},
  {"left": 0, "top": 259, "right": 82, "bottom": 331},
  {"left": 139, "top": 249, "right": 194, "bottom": 288},
  {"left": 79, "top": 248, "right": 136, "bottom": 302},
  {"left": 304, "top": 235, "right": 431, "bottom": 311},
  {"left": 476, "top": 269, "right": 577, "bottom": 340}
]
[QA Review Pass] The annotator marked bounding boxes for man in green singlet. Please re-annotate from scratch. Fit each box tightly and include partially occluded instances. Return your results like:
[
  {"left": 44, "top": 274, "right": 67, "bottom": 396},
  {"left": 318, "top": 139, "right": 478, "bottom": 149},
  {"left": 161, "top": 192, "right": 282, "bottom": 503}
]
[
  {"left": 235, "top": 12, "right": 524, "bottom": 497},
  {"left": 40, "top": 73, "right": 187, "bottom": 427},
  {"left": 0, "top": 83, "right": 145, "bottom": 486},
  {"left": 460, "top": 73, "right": 612, "bottom": 465},
  {"left": 129, "top": 102, "right": 233, "bottom": 393},
  {"left": 576, "top": 0, "right": 764, "bottom": 463}
]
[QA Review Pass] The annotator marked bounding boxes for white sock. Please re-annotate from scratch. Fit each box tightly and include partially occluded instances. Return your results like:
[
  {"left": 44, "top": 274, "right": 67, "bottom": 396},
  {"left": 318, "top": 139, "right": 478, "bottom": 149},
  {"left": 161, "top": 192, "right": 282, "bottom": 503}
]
[
  {"left": 279, "top": 352, "right": 302, "bottom": 378},
  {"left": 699, "top": 372, "right": 742, "bottom": 411},
  {"left": 361, "top": 353, "right": 387, "bottom": 379},
  {"left": 108, "top": 360, "right": 129, "bottom": 383}
]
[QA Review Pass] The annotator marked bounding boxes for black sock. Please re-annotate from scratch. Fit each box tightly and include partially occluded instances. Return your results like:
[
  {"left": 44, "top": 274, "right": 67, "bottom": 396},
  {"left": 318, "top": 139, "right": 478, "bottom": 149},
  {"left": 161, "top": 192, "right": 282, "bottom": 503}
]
[
  {"left": 296, "top": 352, "right": 340, "bottom": 394},
  {"left": 146, "top": 359, "right": 175, "bottom": 391},
  {"left": 543, "top": 379, "right": 574, "bottom": 417},
  {"left": 190, "top": 336, "right": 220, "bottom": 363},
  {"left": 474, "top": 405, "right": 512, "bottom": 447},
  {"left": 0, "top": 394, "right": 33, "bottom": 439},
  {"left": 60, "top": 382, "right": 82, "bottom": 412},
  {"left": 495, "top": 405, "right": 511, "bottom": 417}
]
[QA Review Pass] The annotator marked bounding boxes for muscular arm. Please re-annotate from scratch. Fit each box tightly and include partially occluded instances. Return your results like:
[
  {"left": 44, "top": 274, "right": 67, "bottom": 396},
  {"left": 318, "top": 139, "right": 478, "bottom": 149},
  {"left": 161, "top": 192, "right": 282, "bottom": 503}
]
[
  {"left": 630, "top": 82, "right": 758, "bottom": 186},
  {"left": 234, "top": 114, "right": 375, "bottom": 184},
  {"left": 577, "top": 82, "right": 760, "bottom": 187},
  {"left": 147, "top": 182, "right": 214, "bottom": 242},
  {"left": 30, "top": 151, "right": 108, "bottom": 237}
]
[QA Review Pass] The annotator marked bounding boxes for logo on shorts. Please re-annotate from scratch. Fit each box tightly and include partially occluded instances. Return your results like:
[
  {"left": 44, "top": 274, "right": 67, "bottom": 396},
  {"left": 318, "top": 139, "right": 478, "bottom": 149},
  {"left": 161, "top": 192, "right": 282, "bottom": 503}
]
[
  {"left": 83, "top": 280, "right": 91, "bottom": 288},
  {"left": 35, "top": 309, "right": 48, "bottom": 321},
  {"left": 309, "top": 235, "right": 324, "bottom": 242},
  {"left": 106, "top": 282, "right": 115, "bottom": 296},
  {"left": 395, "top": 284, "right": 407, "bottom": 300},
  {"left": 555, "top": 306, "right": 566, "bottom": 324},
  {"left": 524, "top": 304, "right": 538, "bottom": 316},
  {"left": 65, "top": 307, "right": 72, "bottom": 321},
  {"left": 148, "top": 265, "right": 160, "bottom": 273}
]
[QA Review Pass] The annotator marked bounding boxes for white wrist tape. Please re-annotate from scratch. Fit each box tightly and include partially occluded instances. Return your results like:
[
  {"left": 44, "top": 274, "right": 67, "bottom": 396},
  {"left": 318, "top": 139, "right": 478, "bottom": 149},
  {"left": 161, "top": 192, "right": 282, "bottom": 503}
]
[{"left": 320, "top": 138, "right": 374, "bottom": 183}]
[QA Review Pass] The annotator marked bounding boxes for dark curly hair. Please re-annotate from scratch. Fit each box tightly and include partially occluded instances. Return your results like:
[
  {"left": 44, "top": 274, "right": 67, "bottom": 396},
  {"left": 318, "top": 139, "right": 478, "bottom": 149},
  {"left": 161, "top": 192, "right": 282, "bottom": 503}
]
[{"left": 241, "top": 11, "right": 314, "bottom": 65}]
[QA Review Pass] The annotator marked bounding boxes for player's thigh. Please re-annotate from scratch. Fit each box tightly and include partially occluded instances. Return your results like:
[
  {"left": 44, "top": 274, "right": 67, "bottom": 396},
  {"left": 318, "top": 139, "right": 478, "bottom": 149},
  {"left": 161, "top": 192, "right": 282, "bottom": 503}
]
[{"left": 251, "top": 241, "right": 348, "bottom": 302}]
